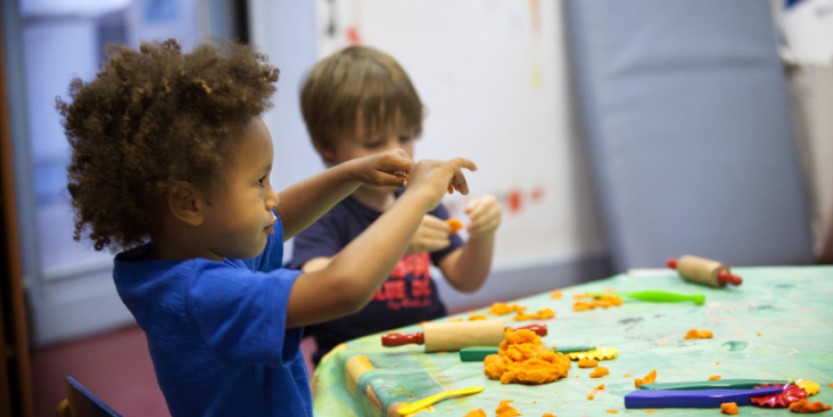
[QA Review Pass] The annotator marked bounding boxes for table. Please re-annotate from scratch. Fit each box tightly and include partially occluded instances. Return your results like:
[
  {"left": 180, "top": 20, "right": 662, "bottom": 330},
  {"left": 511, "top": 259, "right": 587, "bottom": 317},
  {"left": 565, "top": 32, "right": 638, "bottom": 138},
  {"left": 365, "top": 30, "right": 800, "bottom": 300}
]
[{"left": 311, "top": 266, "right": 833, "bottom": 416}]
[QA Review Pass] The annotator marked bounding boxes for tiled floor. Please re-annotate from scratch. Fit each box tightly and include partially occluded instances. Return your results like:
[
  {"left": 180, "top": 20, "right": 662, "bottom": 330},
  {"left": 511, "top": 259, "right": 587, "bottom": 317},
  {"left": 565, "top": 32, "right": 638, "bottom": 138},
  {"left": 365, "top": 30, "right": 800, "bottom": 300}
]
[{"left": 30, "top": 324, "right": 317, "bottom": 417}]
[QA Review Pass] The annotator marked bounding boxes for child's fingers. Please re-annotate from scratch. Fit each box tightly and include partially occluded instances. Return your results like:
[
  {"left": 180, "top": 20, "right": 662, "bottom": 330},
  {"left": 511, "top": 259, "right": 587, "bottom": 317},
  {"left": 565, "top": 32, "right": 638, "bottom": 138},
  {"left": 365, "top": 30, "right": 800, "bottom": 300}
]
[
  {"left": 378, "top": 149, "right": 414, "bottom": 173},
  {"left": 408, "top": 215, "right": 454, "bottom": 253},
  {"left": 464, "top": 197, "right": 483, "bottom": 214},
  {"left": 464, "top": 195, "right": 499, "bottom": 217},
  {"left": 374, "top": 171, "right": 409, "bottom": 187},
  {"left": 437, "top": 158, "right": 475, "bottom": 195},
  {"left": 446, "top": 157, "right": 477, "bottom": 173},
  {"left": 421, "top": 214, "right": 448, "bottom": 232},
  {"left": 449, "top": 169, "right": 471, "bottom": 195},
  {"left": 468, "top": 214, "right": 501, "bottom": 236},
  {"left": 464, "top": 196, "right": 502, "bottom": 235},
  {"left": 406, "top": 157, "right": 476, "bottom": 199}
]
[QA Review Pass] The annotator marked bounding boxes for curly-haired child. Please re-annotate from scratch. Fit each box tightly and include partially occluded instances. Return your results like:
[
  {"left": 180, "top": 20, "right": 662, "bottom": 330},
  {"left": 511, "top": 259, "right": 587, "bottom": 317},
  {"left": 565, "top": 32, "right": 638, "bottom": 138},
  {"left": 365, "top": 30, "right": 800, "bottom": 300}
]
[
  {"left": 57, "top": 39, "right": 476, "bottom": 417},
  {"left": 290, "top": 45, "right": 502, "bottom": 365}
]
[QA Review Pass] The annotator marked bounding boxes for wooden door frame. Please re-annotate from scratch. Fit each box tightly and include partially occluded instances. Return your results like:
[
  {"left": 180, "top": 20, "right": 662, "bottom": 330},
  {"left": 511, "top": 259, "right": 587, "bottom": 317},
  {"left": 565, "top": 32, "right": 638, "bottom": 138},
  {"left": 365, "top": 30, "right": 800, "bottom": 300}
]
[{"left": 0, "top": 17, "right": 35, "bottom": 417}]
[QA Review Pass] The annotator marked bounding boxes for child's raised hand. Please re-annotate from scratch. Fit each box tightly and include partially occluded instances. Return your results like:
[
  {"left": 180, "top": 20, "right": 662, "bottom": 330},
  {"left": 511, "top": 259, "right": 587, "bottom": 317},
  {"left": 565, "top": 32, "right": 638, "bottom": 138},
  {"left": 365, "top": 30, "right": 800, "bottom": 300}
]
[
  {"left": 463, "top": 195, "right": 502, "bottom": 239},
  {"left": 405, "top": 158, "right": 477, "bottom": 208},
  {"left": 406, "top": 215, "right": 455, "bottom": 254},
  {"left": 347, "top": 148, "right": 414, "bottom": 188}
]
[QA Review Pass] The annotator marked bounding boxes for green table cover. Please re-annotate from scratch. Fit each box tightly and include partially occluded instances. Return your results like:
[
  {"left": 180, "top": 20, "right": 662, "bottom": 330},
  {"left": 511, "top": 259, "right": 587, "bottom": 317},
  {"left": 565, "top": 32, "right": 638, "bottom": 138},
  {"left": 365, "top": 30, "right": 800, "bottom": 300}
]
[{"left": 311, "top": 266, "right": 833, "bottom": 416}]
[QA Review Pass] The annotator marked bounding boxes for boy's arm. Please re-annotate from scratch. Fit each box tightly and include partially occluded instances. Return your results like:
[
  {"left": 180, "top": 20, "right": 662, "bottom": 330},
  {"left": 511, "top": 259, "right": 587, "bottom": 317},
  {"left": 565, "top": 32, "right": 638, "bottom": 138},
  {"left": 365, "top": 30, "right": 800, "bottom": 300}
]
[
  {"left": 275, "top": 149, "right": 412, "bottom": 240},
  {"left": 299, "top": 257, "right": 330, "bottom": 273},
  {"left": 285, "top": 158, "right": 476, "bottom": 328},
  {"left": 439, "top": 195, "right": 502, "bottom": 293}
]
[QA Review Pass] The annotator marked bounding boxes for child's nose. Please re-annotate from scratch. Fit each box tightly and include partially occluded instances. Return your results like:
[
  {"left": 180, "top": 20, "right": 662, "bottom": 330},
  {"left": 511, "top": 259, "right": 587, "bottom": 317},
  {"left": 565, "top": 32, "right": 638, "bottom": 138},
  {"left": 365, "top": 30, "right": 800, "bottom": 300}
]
[
  {"left": 265, "top": 188, "right": 278, "bottom": 210},
  {"left": 379, "top": 138, "right": 400, "bottom": 151},
  {"left": 387, "top": 137, "right": 409, "bottom": 152}
]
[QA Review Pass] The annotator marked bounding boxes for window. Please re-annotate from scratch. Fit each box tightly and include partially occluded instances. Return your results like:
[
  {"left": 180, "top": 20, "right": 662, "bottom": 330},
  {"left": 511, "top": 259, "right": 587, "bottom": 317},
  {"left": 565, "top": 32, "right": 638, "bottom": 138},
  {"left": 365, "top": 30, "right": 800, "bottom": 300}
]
[
  {"left": 11, "top": 0, "right": 242, "bottom": 345},
  {"left": 23, "top": 0, "right": 202, "bottom": 279}
]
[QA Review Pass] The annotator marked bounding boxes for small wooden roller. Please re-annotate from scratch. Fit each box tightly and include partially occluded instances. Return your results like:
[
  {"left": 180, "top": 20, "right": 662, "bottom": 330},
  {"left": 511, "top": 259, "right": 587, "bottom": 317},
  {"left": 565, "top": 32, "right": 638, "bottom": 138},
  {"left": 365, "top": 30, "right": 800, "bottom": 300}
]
[
  {"left": 667, "top": 255, "right": 742, "bottom": 288},
  {"left": 381, "top": 319, "right": 547, "bottom": 352}
]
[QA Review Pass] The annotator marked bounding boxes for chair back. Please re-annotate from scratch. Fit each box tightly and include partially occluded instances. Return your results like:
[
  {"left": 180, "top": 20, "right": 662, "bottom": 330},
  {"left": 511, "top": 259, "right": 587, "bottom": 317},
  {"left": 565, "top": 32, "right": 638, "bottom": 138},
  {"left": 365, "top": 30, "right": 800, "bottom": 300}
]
[{"left": 55, "top": 377, "right": 122, "bottom": 417}]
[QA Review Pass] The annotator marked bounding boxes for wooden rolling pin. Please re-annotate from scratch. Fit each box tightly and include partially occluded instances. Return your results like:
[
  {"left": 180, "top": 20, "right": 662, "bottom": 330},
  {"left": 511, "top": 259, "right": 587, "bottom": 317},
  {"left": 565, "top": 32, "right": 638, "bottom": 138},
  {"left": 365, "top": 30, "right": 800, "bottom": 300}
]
[
  {"left": 667, "top": 255, "right": 742, "bottom": 288},
  {"left": 381, "top": 320, "right": 547, "bottom": 352}
]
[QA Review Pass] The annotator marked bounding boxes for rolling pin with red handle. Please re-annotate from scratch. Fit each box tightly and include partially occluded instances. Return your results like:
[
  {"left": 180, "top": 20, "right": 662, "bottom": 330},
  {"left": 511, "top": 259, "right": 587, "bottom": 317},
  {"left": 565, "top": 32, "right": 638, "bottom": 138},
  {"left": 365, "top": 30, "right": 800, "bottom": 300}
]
[
  {"left": 381, "top": 320, "right": 547, "bottom": 352},
  {"left": 667, "top": 255, "right": 742, "bottom": 288},
  {"left": 382, "top": 320, "right": 547, "bottom": 352}
]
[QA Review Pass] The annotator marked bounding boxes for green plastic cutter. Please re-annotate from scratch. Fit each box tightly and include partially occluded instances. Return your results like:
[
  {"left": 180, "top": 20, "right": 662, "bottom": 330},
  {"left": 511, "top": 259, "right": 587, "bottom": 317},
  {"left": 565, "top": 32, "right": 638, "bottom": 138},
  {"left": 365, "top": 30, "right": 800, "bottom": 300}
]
[
  {"left": 589, "top": 290, "right": 705, "bottom": 305},
  {"left": 639, "top": 379, "right": 789, "bottom": 390}
]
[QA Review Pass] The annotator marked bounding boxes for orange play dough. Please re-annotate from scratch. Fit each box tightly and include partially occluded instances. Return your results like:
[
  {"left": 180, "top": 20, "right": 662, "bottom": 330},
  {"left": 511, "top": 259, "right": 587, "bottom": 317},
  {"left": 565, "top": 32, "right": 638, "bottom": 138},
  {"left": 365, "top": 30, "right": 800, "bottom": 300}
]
[
  {"left": 446, "top": 218, "right": 463, "bottom": 234},
  {"left": 683, "top": 329, "right": 713, "bottom": 339},
  {"left": 495, "top": 400, "right": 521, "bottom": 417},
  {"left": 720, "top": 402, "right": 739, "bottom": 415},
  {"left": 789, "top": 399, "right": 832, "bottom": 413},
  {"left": 484, "top": 328, "right": 571, "bottom": 385},
  {"left": 634, "top": 370, "right": 657, "bottom": 388}
]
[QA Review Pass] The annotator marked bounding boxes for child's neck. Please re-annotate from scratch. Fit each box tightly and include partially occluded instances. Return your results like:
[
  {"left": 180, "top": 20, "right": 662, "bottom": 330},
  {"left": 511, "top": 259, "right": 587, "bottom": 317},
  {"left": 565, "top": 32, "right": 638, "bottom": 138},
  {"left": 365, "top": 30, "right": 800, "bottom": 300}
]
[
  {"left": 352, "top": 186, "right": 397, "bottom": 212},
  {"left": 151, "top": 216, "right": 224, "bottom": 262}
]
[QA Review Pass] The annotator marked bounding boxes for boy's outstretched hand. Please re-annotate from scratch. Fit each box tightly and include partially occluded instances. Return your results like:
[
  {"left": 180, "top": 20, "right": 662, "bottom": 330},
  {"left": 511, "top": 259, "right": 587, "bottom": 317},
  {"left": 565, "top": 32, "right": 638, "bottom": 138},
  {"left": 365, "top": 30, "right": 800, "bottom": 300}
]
[
  {"left": 464, "top": 195, "right": 502, "bottom": 239},
  {"left": 346, "top": 148, "right": 413, "bottom": 188}
]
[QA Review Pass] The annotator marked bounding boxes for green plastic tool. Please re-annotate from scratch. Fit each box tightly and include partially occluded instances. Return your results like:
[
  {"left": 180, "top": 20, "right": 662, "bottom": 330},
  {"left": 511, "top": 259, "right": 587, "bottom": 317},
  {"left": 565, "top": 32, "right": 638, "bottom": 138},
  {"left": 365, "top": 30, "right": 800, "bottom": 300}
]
[
  {"left": 459, "top": 345, "right": 595, "bottom": 362},
  {"left": 589, "top": 290, "right": 705, "bottom": 305},
  {"left": 639, "top": 379, "right": 788, "bottom": 390}
]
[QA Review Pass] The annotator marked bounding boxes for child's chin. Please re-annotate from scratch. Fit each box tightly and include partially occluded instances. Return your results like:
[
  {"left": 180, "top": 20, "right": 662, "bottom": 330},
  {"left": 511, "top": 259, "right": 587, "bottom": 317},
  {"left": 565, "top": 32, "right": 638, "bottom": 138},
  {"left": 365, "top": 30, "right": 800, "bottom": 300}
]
[{"left": 240, "top": 240, "right": 268, "bottom": 259}]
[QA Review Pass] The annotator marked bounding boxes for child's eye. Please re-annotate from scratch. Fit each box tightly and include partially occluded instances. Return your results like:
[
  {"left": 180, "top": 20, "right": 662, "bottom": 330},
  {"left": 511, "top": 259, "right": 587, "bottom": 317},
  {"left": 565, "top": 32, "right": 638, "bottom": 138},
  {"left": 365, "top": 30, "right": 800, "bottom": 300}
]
[
  {"left": 398, "top": 135, "right": 413, "bottom": 144},
  {"left": 257, "top": 176, "right": 267, "bottom": 187},
  {"left": 364, "top": 139, "right": 385, "bottom": 149}
]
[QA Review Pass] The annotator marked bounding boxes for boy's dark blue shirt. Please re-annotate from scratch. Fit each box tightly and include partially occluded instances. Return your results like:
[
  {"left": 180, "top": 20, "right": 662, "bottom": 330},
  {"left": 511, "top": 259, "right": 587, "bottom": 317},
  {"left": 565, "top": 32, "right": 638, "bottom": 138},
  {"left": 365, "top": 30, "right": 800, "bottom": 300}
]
[{"left": 290, "top": 192, "right": 462, "bottom": 364}]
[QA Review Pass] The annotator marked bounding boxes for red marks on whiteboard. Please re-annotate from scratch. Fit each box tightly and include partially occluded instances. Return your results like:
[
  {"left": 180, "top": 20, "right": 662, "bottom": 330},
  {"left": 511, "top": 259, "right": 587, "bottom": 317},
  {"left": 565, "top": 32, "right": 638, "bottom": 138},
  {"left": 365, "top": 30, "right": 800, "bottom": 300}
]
[
  {"left": 504, "top": 186, "right": 544, "bottom": 214},
  {"left": 321, "top": 0, "right": 364, "bottom": 45},
  {"left": 346, "top": 26, "right": 362, "bottom": 45},
  {"left": 530, "top": 0, "right": 541, "bottom": 38},
  {"left": 446, "top": 186, "right": 545, "bottom": 217},
  {"left": 508, "top": 190, "right": 522, "bottom": 213}
]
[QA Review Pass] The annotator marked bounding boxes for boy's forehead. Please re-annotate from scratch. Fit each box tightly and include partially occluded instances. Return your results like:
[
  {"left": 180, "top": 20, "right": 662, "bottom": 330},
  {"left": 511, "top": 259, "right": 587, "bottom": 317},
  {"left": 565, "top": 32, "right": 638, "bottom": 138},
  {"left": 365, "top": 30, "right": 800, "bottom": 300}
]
[{"left": 353, "top": 109, "right": 414, "bottom": 136}]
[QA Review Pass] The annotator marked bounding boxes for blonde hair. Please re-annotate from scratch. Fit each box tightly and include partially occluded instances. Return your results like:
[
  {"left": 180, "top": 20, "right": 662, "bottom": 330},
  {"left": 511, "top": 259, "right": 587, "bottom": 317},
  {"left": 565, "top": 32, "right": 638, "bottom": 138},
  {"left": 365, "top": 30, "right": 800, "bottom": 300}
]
[{"left": 300, "top": 45, "right": 423, "bottom": 150}]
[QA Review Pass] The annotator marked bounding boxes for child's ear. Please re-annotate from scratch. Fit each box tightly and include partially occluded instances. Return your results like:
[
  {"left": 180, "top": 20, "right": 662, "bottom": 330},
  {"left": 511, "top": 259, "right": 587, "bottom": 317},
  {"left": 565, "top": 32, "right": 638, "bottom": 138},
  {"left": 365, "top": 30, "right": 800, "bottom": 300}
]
[{"left": 167, "top": 181, "right": 205, "bottom": 226}]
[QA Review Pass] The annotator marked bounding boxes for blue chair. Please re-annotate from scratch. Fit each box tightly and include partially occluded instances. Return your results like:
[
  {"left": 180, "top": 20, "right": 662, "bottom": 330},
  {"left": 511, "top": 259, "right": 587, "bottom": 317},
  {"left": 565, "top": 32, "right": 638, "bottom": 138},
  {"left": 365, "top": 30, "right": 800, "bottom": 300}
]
[{"left": 55, "top": 377, "right": 122, "bottom": 417}]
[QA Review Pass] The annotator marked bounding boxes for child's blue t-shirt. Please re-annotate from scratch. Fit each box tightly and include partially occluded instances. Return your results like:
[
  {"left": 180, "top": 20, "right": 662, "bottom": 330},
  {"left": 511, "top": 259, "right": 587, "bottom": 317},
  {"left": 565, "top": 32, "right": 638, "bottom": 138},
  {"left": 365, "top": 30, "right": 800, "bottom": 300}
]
[{"left": 113, "top": 218, "right": 308, "bottom": 417}]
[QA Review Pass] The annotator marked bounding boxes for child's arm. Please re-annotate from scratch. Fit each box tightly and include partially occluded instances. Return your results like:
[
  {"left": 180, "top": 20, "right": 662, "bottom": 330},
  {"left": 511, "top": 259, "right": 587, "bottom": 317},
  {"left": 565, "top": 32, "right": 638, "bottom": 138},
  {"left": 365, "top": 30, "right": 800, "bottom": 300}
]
[
  {"left": 276, "top": 148, "right": 413, "bottom": 240},
  {"left": 285, "top": 158, "right": 476, "bottom": 328},
  {"left": 438, "top": 195, "right": 502, "bottom": 293}
]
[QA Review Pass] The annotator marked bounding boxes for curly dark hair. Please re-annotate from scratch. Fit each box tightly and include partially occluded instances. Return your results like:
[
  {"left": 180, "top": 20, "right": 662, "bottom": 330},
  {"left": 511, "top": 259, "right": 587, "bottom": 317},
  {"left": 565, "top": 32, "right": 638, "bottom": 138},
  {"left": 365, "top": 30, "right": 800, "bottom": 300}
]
[
  {"left": 300, "top": 45, "right": 423, "bottom": 152},
  {"left": 57, "top": 38, "right": 279, "bottom": 251}
]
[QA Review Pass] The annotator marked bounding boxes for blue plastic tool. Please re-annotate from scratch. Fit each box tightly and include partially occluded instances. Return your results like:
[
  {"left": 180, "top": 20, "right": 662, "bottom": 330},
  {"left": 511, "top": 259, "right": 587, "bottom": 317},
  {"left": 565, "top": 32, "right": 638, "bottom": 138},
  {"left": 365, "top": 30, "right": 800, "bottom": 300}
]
[{"left": 624, "top": 386, "right": 784, "bottom": 408}]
